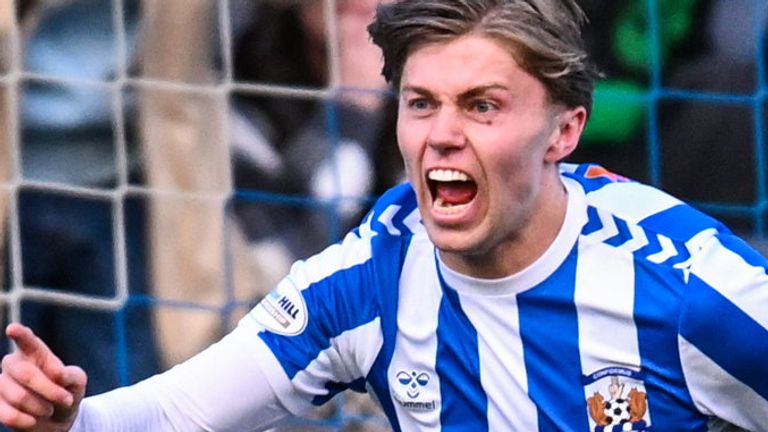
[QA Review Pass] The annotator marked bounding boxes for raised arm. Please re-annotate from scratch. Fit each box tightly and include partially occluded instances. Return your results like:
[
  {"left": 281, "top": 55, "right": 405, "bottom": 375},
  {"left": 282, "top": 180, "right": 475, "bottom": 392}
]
[{"left": 0, "top": 323, "right": 87, "bottom": 431}]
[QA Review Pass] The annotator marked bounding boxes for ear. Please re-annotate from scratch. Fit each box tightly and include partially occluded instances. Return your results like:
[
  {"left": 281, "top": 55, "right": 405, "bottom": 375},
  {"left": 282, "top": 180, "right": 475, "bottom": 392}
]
[{"left": 544, "top": 106, "right": 587, "bottom": 163}]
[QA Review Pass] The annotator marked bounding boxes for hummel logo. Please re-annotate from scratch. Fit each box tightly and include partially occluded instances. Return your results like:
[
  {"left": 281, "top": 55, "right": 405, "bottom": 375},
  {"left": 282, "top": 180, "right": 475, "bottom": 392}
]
[
  {"left": 392, "top": 369, "right": 437, "bottom": 412},
  {"left": 396, "top": 370, "right": 430, "bottom": 398}
]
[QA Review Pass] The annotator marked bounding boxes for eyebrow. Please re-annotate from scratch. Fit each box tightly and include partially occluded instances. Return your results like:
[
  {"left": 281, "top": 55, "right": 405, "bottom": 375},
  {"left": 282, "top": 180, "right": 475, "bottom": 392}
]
[{"left": 400, "top": 84, "right": 509, "bottom": 99}]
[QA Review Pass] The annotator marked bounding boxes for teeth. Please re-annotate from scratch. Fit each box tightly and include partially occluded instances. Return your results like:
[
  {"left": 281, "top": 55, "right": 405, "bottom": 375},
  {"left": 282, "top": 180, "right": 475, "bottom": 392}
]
[
  {"left": 433, "top": 197, "right": 470, "bottom": 213},
  {"left": 428, "top": 169, "right": 470, "bottom": 182}
]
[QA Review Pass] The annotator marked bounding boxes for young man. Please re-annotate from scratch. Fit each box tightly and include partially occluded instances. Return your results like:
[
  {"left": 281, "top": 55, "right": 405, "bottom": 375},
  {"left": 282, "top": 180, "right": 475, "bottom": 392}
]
[{"left": 1, "top": 0, "right": 766, "bottom": 430}]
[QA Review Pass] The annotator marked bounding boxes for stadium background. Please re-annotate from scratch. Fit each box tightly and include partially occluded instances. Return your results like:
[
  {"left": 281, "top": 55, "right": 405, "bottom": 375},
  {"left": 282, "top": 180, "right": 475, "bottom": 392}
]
[{"left": 0, "top": 0, "right": 765, "bottom": 430}]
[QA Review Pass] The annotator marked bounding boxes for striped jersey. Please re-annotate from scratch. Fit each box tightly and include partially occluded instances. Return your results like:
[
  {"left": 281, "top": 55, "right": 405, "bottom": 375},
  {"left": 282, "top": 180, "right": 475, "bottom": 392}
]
[{"left": 243, "top": 163, "right": 768, "bottom": 431}]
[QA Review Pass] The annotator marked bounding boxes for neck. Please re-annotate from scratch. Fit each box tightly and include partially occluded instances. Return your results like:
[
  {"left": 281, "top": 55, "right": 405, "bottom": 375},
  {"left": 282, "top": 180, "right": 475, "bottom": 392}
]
[{"left": 441, "top": 173, "right": 569, "bottom": 279}]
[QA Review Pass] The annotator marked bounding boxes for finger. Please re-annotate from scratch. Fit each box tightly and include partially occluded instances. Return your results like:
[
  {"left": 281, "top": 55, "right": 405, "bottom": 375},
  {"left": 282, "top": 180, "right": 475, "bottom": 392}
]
[
  {"left": 1, "top": 355, "right": 73, "bottom": 407},
  {"left": 58, "top": 366, "right": 87, "bottom": 403},
  {"left": 0, "top": 397, "right": 37, "bottom": 429},
  {"left": 6, "top": 323, "right": 59, "bottom": 362},
  {"left": 6, "top": 323, "right": 66, "bottom": 377},
  {"left": 0, "top": 373, "right": 55, "bottom": 418},
  {"left": 50, "top": 366, "right": 86, "bottom": 424}
]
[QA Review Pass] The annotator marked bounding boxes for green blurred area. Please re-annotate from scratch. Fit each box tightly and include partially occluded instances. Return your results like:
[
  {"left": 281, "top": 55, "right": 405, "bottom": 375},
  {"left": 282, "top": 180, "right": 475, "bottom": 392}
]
[{"left": 581, "top": 0, "right": 703, "bottom": 148}]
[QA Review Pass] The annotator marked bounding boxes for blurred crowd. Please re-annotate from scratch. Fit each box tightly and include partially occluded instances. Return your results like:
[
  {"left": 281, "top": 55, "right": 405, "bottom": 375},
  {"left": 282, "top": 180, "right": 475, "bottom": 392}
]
[{"left": 0, "top": 0, "right": 766, "bottom": 430}]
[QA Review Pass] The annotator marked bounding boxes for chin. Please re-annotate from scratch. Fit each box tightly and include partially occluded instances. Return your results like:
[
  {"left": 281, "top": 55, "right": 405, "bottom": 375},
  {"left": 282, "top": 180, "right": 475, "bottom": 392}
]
[{"left": 425, "top": 224, "right": 482, "bottom": 255}]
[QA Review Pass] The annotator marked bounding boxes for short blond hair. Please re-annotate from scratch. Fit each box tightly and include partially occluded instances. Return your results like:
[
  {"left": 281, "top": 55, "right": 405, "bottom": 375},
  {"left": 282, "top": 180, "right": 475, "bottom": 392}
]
[{"left": 368, "top": 0, "right": 600, "bottom": 117}]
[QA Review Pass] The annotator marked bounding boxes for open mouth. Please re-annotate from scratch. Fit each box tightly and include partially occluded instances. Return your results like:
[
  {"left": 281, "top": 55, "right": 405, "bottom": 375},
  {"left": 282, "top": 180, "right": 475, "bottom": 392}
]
[{"left": 427, "top": 169, "right": 478, "bottom": 213}]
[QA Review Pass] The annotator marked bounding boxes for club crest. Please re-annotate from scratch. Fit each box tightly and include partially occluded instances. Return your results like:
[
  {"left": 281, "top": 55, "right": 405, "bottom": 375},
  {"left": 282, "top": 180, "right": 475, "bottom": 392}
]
[{"left": 583, "top": 367, "right": 652, "bottom": 432}]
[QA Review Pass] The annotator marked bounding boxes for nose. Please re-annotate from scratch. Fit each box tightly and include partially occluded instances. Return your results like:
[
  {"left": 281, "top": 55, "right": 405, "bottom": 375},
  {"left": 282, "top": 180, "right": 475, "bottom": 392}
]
[{"left": 426, "top": 107, "right": 465, "bottom": 151}]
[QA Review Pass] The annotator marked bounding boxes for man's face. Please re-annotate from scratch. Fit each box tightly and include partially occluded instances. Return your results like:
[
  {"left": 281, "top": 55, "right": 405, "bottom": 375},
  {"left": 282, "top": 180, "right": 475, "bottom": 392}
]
[{"left": 397, "top": 34, "right": 580, "bottom": 276}]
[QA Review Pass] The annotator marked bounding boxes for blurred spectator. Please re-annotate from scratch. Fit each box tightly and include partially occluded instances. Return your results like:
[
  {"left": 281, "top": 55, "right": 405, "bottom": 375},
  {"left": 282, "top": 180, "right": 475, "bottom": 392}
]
[
  {"left": 1, "top": 0, "right": 159, "bottom": 396},
  {"left": 570, "top": 0, "right": 711, "bottom": 181},
  {"left": 573, "top": 0, "right": 768, "bottom": 239},
  {"left": 229, "top": 0, "right": 402, "bottom": 263},
  {"left": 2, "top": 0, "right": 260, "bottom": 395},
  {"left": 658, "top": 0, "right": 768, "bottom": 212},
  {"left": 130, "top": 0, "right": 268, "bottom": 369}
]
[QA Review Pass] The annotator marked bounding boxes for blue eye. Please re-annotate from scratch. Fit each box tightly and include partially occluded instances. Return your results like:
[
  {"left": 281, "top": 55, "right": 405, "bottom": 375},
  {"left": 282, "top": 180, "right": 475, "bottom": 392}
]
[
  {"left": 474, "top": 101, "right": 494, "bottom": 113},
  {"left": 409, "top": 99, "right": 430, "bottom": 110}
]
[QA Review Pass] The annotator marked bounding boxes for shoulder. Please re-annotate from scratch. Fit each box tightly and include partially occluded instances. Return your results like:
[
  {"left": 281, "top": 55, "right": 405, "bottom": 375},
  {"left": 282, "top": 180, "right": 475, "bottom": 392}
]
[
  {"left": 278, "top": 183, "right": 423, "bottom": 307},
  {"left": 561, "top": 162, "right": 727, "bottom": 243},
  {"left": 354, "top": 182, "right": 423, "bottom": 239},
  {"left": 298, "top": 182, "right": 420, "bottom": 263},
  {"left": 564, "top": 163, "right": 766, "bottom": 308},
  {"left": 563, "top": 162, "right": 745, "bottom": 287}
]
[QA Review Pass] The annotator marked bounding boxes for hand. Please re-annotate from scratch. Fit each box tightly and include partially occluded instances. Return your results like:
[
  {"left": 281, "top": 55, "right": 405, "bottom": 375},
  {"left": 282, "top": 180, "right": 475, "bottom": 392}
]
[{"left": 0, "top": 323, "right": 87, "bottom": 431}]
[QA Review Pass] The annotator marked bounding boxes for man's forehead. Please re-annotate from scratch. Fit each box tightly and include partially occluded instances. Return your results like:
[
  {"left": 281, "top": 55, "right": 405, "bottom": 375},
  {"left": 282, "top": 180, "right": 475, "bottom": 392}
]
[{"left": 399, "top": 39, "right": 535, "bottom": 93}]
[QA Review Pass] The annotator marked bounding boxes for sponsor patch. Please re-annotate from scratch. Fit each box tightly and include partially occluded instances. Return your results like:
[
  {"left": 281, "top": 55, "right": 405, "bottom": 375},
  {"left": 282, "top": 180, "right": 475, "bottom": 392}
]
[
  {"left": 583, "top": 367, "right": 652, "bottom": 432},
  {"left": 249, "top": 279, "right": 308, "bottom": 336}
]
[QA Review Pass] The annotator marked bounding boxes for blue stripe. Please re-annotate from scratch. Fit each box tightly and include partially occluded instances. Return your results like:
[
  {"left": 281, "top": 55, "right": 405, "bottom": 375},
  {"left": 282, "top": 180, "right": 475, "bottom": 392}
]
[
  {"left": 366, "top": 234, "right": 412, "bottom": 432},
  {"left": 379, "top": 187, "right": 419, "bottom": 235},
  {"left": 582, "top": 206, "right": 603, "bottom": 236},
  {"left": 664, "top": 239, "right": 691, "bottom": 267},
  {"left": 716, "top": 232, "right": 768, "bottom": 270},
  {"left": 681, "top": 273, "right": 768, "bottom": 401},
  {"left": 633, "top": 261, "right": 708, "bottom": 429},
  {"left": 605, "top": 216, "right": 632, "bottom": 247},
  {"left": 258, "top": 230, "right": 406, "bottom": 428},
  {"left": 638, "top": 203, "right": 726, "bottom": 242},
  {"left": 561, "top": 166, "right": 621, "bottom": 194},
  {"left": 635, "top": 226, "right": 662, "bottom": 258},
  {"left": 573, "top": 163, "right": 591, "bottom": 177},
  {"left": 517, "top": 247, "right": 590, "bottom": 431},
  {"left": 436, "top": 262, "right": 488, "bottom": 431},
  {"left": 260, "top": 184, "right": 416, "bottom": 379},
  {"left": 260, "top": 256, "right": 379, "bottom": 379}
]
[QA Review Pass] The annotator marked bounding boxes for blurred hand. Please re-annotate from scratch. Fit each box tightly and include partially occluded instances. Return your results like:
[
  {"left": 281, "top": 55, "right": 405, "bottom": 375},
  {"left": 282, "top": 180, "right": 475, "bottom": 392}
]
[{"left": 0, "top": 323, "right": 87, "bottom": 431}]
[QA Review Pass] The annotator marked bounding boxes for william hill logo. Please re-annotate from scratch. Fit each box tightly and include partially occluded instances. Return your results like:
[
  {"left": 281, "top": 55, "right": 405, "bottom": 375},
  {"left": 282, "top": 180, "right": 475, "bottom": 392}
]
[
  {"left": 263, "top": 291, "right": 300, "bottom": 327},
  {"left": 250, "top": 279, "right": 308, "bottom": 336}
]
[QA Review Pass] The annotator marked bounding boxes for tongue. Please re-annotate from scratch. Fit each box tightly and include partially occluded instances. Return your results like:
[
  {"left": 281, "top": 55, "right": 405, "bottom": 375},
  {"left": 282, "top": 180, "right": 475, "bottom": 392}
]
[{"left": 435, "top": 181, "right": 477, "bottom": 205}]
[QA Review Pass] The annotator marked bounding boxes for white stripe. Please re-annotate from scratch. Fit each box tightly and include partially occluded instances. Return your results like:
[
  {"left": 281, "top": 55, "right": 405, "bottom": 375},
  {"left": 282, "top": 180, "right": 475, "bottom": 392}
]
[
  {"left": 403, "top": 207, "right": 423, "bottom": 234},
  {"left": 585, "top": 182, "right": 682, "bottom": 223},
  {"left": 679, "top": 336, "right": 768, "bottom": 429},
  {"left": 358, "top": 212, "right": 376, "bottom": 239},
  {"left": 646, "top": 234, "right": 676, "bottom": 264},
  {"left": 458, "top": 293, "right": 539, "bottom": 431},
  {"left": 291, "top": 318, "right": 383, "bottom": 405},
  {"left": 686, "top": 228, "right": 717, "bottom": 254},
  {"left": 689, "top": 235, "right": 768, "bottom": 331},
  {"left": 389, "top": 234, "right": 443, "bottom": 430},
  {"left": 575, "top": 238, "right": 642, "bottom": 374},
  {"left": 378, "top": 205, "right": 402, "bottom": 236},
  {"left": 558, "top": 163, "right": 579, "bottom": 174},
  {"left": 288, "top": 231, "right": 373, "bottom": 291}
]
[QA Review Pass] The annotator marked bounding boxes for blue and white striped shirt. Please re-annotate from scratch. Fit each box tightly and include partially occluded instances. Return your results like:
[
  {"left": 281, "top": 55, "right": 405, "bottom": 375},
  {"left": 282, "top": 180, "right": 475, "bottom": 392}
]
[{"left": 244, "top": 163, "right": 768, "bottom": 431}]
